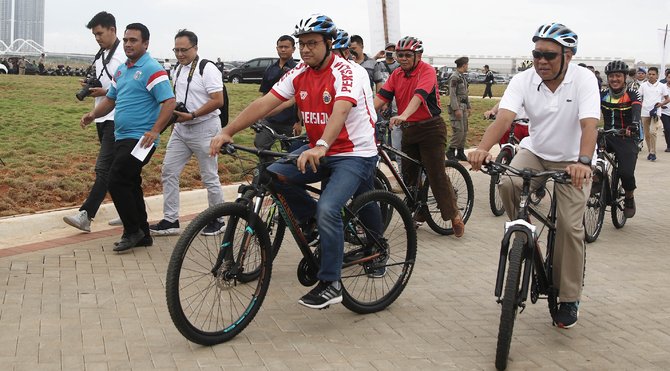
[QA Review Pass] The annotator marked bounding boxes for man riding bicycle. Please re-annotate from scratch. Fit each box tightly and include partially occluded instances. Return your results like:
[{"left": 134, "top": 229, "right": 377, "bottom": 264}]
[
  {"left": 209, "top": 14, "right": 381, "bottom": 309},
  {"left": 598, "top": 60, "right": 642, "bottom": 218},
  {"left": 373, "top": 36, "right": 465, "bottom": 237},
  {"left": 468, "top": 23, "right": 600, "bottom": 328}
]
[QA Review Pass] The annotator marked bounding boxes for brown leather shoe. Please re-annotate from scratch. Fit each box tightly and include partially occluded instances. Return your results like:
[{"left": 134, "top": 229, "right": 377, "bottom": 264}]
[{"left": 451, "top": 216, "right": 465, "bottom": 238}]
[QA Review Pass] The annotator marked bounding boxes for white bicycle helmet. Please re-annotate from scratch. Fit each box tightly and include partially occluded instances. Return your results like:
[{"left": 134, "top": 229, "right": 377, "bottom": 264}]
[
  {"left": 519, "top": 60, "right": 534, "bottom": 71},
  {"left": 532, "top": 23, "right": 578, "bottom": 54}
]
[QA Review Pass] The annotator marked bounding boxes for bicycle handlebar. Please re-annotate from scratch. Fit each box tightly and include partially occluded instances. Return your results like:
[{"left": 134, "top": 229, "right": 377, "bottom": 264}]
[
  {"left": 482, "top": 160, "right": 571, "bottom": 184},
  {"left": 221, "top": 143, "right": 298, "bottom": 161},
  {"left": 250, "top": 122, "right": 307, "bottom": 143}
]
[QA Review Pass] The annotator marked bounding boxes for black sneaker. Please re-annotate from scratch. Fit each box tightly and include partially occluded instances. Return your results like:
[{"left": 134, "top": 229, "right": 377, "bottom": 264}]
[
  {"left": 298, "top": 280, "right": 343, "bottom": 309},
  {"left": 624, "top": 197, "right": 636, "bottom": 218},
  {"left": 149, "top": 219, "right": 180, "bottom": 236},
  {"left": 201, "top": 220, "right": 225, "bottom": 236},
  {"left": 365, "top": 254, "right": 389, "bottom": 278},
  {"left": 554, "top": 301, "right": 579, "bottom": 329}
]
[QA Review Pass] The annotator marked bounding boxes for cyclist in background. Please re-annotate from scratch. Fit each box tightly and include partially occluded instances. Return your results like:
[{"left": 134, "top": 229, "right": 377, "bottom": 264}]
[
  {"left": 468, "top": 23, "right": 600, "bottom": 329},
  {"left": 598, "top": 60, "right": 642, "bottom": 218},
  {"left": 210, "top": 14, "right": 381, "bottom": 309}
]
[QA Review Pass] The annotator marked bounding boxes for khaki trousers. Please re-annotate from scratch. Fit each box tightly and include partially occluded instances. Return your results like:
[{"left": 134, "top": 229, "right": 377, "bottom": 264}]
[
  {"left": 499, "top": 149, "right": 587, "bottom": 302},
  {"left": 642, "top": 116, "right": 658, "bottom": 155}
]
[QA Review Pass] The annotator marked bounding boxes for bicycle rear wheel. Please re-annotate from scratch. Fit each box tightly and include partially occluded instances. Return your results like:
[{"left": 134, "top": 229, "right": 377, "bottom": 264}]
[
  {"left": 610, "top": 170, "right": 627, "bottom": 228},
  {"left": 489, "top": 149, "right": 513, "bottom": 216},
  {"left": 496, "top": 236, "right": 526, "bottom": 371},
  {"left": 165, "top": 202, "right": 272, "bottom": 345},
  {"left": 423, "top": 160, "right": 474, "bottom": 235},
  {"left": 584, "top": 163, "right": 607, "bottom": 243},
  {"left": 341, "top": 190, "right": 416, "bottom": 314}
]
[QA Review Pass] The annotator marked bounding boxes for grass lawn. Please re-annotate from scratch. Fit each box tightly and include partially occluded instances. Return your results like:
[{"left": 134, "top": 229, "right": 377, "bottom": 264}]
[{"left": 0, "top": 74, "right": 501, "bottom": 216}]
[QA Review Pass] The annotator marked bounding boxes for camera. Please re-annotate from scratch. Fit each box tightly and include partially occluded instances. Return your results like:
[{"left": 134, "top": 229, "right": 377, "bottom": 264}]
[
  {"left": 75, "top": 76, "right": 102, "bottom": 101},
  {"left": 385, "top": 51, "right": 394, "bottom": 59},
  {"left": 168, "top": 102, "right": 189, "bottom": 125}
]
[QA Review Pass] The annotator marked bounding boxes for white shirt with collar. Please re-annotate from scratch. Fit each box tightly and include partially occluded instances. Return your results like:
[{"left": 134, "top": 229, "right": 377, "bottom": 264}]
[
  {"left": 638, "top": 80, "right": 669, "bottom": 117},
  {"left": 499, "top": 63, "right": 600, "bottom": 162},
  {"left": 95, "top": 43, "right": 126, "bottom": 123},
  {"left": 173, "top": 59, "right": 223, "bottom": 124}
]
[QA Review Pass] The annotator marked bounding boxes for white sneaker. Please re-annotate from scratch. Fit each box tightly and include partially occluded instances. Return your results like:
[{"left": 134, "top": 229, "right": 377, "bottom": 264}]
[
  {"left": 108, "top": 217, "right": 122, "bottom": 226},
  {"left": 63, "top": 210, "right": 91, "bottom": 232}
]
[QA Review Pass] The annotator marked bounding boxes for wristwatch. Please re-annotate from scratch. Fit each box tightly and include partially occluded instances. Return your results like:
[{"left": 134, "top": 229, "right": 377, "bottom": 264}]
[
  {"left": 315, "top": 139, "right": 329, "bottom": 149},
  {"left": 191, "top": 112, "right": 197, "bottom": 120},
  {"left": 577, "top": 155, "right": 591, "bottom": 166}
]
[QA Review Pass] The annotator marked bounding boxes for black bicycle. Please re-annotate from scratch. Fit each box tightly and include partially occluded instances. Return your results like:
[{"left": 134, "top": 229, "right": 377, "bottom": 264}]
[
  {"left": 374, "top": 120, "right": 474, "bottom": 235},
  {"left": 165, "top": 143, "right": 417, "bottom": 345},
  {"left": 483, "top": 161, "right": 571, "bottom": 370},
  {"left": 583, "top": 128, "right": 632, "bottom": 243}
]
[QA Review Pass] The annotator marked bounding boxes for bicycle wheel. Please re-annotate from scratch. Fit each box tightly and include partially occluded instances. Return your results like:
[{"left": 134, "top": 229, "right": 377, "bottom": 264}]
[
  {"left": 610, "top": 170, "right": 627, "bottom": 229},
  {"left": 496, "top": 236, "right": 526, "bottom": 371},
  {"left": 341, "top": 190, "right": 416, "bottom": 314},
  {"left": 243, "top": 189, "right": 285, "bottom": 260},
  {"left": 584, "top": 163, "right": 607, "bottom": 243},
  {"left": 489, "top": 149, "right": 513, "bottom": 216},
  {"left": 423, "top": 160, "right": 475, "bottom": 235},
  {"left": 165, "top": 202, "right": 272, "bottom": 345}
]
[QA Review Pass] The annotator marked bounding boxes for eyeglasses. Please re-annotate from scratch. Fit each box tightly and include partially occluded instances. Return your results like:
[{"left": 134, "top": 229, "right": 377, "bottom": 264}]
[
  {"left": 395, "top": 52, "right": 415, "bottom": 59},
  {"left": 532, "top": 50, "right": 561, "bottom": 61},
  {"left": 298, "top": 40, "right": 324, "bottom": 50},
  {"left": 172, "top": 45, "right": 195, "bottom": 54}
]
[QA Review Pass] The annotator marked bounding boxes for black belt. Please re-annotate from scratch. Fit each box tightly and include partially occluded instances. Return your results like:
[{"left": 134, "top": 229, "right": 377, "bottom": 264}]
[{"left": 400, "top": 116, "right": 442, "bottom": 129}]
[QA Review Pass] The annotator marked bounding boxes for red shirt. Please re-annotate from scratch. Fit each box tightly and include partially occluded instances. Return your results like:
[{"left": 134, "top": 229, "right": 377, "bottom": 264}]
[{"left": 377, "top": 60, "right": 441, "bottom": 122}]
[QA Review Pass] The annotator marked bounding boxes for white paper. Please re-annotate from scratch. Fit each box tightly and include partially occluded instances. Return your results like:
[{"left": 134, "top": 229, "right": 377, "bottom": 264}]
[{"left": 130, "top": 136, "right": 152, "bottom": 161}]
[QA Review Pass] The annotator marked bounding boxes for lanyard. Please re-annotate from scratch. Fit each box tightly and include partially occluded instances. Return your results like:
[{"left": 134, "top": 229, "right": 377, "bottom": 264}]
[
  {"left": 173, "top": 56, "right": 199, "bottom": 105},
  {"left": 95, "top": 38, "right": 120, "bottom": 81}
]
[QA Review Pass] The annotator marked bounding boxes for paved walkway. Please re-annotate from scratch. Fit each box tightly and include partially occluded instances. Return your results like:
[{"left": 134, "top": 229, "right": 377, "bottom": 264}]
[{"left": 1, "top": 141, "right": 669, "bottom": 370}]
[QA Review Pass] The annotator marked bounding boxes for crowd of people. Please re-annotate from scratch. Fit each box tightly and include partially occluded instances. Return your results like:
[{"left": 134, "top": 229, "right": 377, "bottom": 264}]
[{"left": 58, "top": 10, "right": 665, "bottom": 332}]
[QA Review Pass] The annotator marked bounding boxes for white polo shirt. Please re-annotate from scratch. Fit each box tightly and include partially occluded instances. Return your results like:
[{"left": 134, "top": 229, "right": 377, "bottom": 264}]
[
  {"left": 638, "top": 80, "right": 669, "bottom": 117},
  {"left": 173, "top": 59, "right": 223, "bottom": 124},
  {"left": 499, "top": 63, "right": 600, "bottom": 162}
]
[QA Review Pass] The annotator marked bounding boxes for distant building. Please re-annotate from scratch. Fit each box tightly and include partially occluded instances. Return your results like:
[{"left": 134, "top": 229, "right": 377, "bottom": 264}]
[
  {"left": 0, "top": 0, "right": 13, "bottom": 47},
  {"left": 0, "top": 0, "right": 44, "bottom": 52}
]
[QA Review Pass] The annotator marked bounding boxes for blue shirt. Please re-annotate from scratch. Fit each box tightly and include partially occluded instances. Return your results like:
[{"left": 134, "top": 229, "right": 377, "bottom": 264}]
[{"left": 107, "top": 52, "right": 174, "bottom": 142}]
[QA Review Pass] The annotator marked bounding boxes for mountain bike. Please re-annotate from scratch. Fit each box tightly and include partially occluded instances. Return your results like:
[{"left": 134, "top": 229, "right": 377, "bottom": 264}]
[
  {"left": 583, "top": 128, "right": 634, "bottom": 243},
  {"left": 374, "top": 120, "right": 474, "bottom": 235},
  {"left": 165, "top": 143, "right": 417, "bottom": 345},
  {"left": 483, "top": 161, "right": 571, "bottom": 370}
]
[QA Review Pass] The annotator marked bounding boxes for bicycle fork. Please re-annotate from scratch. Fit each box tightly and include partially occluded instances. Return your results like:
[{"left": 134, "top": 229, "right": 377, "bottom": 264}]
[{"left": 495, "top": 222, "right": 538, "bottom": 312}]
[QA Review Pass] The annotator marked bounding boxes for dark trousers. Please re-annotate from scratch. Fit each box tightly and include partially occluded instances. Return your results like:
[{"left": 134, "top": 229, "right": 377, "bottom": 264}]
[
  {"left": 604, "top": 135, "right": 638, "bottom": 192},
  {"left": 80, "top": 120, "right": 115, "bottom": 218},
  {"left": 483, "top": 83, "right": 493, "bottom": 98},
  {"left": 401, "top": 117, "right": 459, "bottom": 220},
  {"left": 661, "top": 114, "right": 670, "bottom": 150},
  {"left": 109, "top": 139, "right": 156, "bottom": 235}
]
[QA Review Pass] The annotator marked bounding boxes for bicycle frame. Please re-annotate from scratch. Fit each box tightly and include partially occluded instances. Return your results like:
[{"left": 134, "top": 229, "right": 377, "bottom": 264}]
[{"left": 377, "top": 141, "right": 424, "bottom": 206}]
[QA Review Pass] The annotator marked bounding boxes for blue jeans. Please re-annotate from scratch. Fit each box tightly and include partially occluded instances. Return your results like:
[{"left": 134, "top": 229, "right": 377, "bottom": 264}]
[{"left": 267, "top": 144, "right": 379, "bottom": 282}]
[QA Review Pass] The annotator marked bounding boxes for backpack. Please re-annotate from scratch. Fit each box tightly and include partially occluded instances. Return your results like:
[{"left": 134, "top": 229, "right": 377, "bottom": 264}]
[{"left": 198, "top": 59, "right": 230, "bottom": 127}]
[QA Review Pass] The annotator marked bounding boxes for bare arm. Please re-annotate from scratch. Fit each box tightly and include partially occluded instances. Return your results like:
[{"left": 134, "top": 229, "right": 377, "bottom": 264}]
[
  {"left": 80, "top": 97, "right": 116, "bottom": 129},
  {"left": 565, "top": 117, "right": 598, "bottom": 189},
  {"left": 390, "top": 95, "right": 422, "bottom": 126},
  {"left": 467, "top": 108, "right": 516, "bottom": 170},
  {"left": 141, "top": 97, "right": 177, "bottom": 148},
  {"left": 174, "top": 91, "right": 224, "bottom": 123}
]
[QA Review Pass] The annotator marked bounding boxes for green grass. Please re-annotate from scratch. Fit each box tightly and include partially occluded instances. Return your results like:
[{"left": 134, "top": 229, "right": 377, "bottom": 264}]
[{"left": 0, "top": 74, "right": 502, "bottom": 216}]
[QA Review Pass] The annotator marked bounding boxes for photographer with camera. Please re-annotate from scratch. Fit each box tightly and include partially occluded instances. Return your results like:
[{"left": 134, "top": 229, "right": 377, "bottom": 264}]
[
  {"left": 63, "top": 11, "right": 125, "bottom": 233},
  {"left": 148, "top": 29, "right": 226, "bottom": 237}
]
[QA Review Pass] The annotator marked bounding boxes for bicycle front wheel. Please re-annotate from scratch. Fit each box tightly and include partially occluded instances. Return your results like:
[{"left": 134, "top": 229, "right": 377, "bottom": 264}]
[
  {"left": 489, "top": 149, "right": 513, "bottom": 216},
  {"left": 610, "top": 170, "right": 627, "bottom": 228},
  {"left": 496, "top": 236, "right": 526, "bottom": 371},
  {"left": 243, "top": 189, "right": 286, "bottom": 260},
  {"left": 423, "top": 160, "right": 475, "bottom": 235},
  {"left": 341, "top": 190, "right": 416, "bottom": 314},
  {"left": 584, "top": 163, "right": 607, "bottom": 243},
  {"left": 165, "top": 202, "right": 272, "bottom": 345}
]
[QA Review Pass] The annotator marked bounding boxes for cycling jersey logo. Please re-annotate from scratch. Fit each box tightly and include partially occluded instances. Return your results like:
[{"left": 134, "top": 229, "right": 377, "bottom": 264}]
[
  {"left": 323, "top": 90, "right": 332, "bottom": 104},
  {"left": 133, "top": 71, "right": 143, "bottom": 80},
  {"left": 300, "top": 91, "right": 308, "bottom": 100}
]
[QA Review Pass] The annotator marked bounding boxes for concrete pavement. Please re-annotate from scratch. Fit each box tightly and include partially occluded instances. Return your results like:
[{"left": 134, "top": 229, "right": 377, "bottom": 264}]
[{"left": 0, "top": 140, "right": 669, "bottom": 370}]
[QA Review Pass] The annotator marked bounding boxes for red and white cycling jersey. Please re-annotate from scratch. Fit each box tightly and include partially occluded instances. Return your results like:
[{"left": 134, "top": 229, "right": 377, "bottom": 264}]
[{"left": 270, "top": 54, "right": 377, "bottom": 157}]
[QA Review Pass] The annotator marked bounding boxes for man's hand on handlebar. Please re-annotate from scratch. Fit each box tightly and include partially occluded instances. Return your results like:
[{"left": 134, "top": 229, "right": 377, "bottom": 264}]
[
  {"left": 389, "top": 114, "right": 408, "bottom": 127},
  {"left": 297, "top": 146, "right": 327, "bottom": 174},
  {"left": 210, "top": 131, "right": 233, "bottom": 156},
  {"left": 565, "top": 163, "right": 592, "bottom": 190},
  {"left": 467, "top": 149, "right": 492, "bottom": 172}
]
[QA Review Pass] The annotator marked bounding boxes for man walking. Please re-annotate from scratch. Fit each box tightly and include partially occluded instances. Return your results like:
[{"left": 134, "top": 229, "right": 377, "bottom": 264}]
[
  {"left": 64, "top": 11, "right": 125, "bottom": 232},
  {"left": 482, "top": 64, "right": 494, "bottom": 98},
  {"left": 149, "top": 29, "right": 225, "bottom": 237},
  {"left": 638, "top": 66, "right": 670, "bottom": 161},
  {"left": 80, "top": 23, "right": 176, "bottom": 252},
  {"left": 448, "top": 56, "right": 471, "bottom": 161}
]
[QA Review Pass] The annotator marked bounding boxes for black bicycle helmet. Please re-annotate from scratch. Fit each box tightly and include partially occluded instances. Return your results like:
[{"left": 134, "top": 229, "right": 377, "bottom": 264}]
[
  {"left": 605, "top": 60, "right": 629, "bottom": 75},
  {"left": 293, "top": 14, "right": 337, "bottom": 39}
]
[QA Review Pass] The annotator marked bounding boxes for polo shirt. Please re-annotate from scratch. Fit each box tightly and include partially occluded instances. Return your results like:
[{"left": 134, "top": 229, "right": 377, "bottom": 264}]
[
  {"left": 499, "top": 63, "right": 600, "bottom": 162},
  {"left": 107, "top": 52, "right": 174, "bottom": 142},
  {"left": 260, "top": 58, "right": 298, "bottom": 126},
  {"left": 377, "top": 60, "right": 441, "bottom": 122},
  {"left": 638, "top": 80, "right": 669, "bottom": 117},
  {"left": 173, "top": 57, "right": 223, "bottom": 124},
  {"left": 271, "top": 54, "right": 377, "bottom": 157}
]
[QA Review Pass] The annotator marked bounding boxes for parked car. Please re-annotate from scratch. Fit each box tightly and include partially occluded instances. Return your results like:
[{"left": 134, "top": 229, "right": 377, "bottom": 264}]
[
  {"left": 0, "top": 64, "right": 7, "bottom": 74},
  {"left": 225, "top": 57, "right": 278, "bottom": 84}
]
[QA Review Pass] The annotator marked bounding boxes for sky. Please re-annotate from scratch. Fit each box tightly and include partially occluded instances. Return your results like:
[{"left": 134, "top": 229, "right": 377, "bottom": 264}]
[{"left": 44, "top": 0, "right": 670, "bottom": 65}]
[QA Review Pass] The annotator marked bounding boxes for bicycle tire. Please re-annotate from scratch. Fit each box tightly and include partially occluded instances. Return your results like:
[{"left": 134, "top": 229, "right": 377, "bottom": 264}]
[
  {"left": 423, "top": 160, "right": 475, "bottom": 235},
  {"left": 374, "top": 169, "right": 395, "bottom": 230},
  {"left": 489, "top": 149, "right": 513, "bottom": 217},
  {"left": 243, "top": 189, "right": 286, "bottom": 260},
  {"left": 495, "top": 236, "right": 525, "bottom": 371},
  {"left": 584, "top": 163, "right": 607, "bottom": 243},
  {"left": 610, "top": 170, "right": 627, "bottom": 229},
  {"left": 165, "top": 202, "right": 272, "bottom": 345},
  {"left": 341, "top": 190, "right": 416, "bottom": 314}
]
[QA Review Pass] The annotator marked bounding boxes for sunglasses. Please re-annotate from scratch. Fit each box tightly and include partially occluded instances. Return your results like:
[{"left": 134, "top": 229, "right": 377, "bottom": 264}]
[
  {"left": 531, "top": 50, "right": 562, "bottom": 61},
  {"left": 395, "top": 52, "right": 415, "bottom": 59}
]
